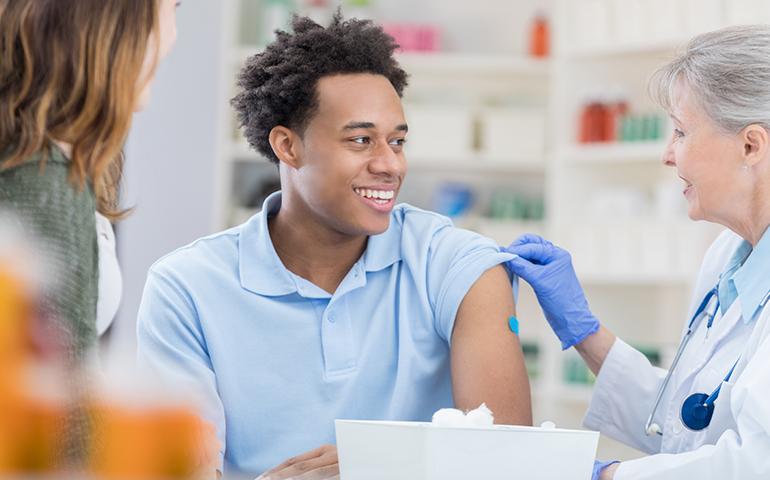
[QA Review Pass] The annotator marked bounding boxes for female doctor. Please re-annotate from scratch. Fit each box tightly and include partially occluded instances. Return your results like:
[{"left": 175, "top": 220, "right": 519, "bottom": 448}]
[{"left": 505, "top": 25, "right": 770, "bottom": 480}]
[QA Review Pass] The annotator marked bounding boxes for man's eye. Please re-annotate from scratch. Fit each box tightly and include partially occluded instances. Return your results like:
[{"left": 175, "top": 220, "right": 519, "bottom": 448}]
[
  {"left": 352, "top": 137, "right": 370, "bottom": 145},
  {"left": 390, "top": 138, "right": 406, "bottom": 146}
]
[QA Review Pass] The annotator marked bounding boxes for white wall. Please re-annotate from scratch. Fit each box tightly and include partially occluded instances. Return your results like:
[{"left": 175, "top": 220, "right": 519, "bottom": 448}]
[{"left": 111, "top": 0, "right": 225, "bottom": 358}]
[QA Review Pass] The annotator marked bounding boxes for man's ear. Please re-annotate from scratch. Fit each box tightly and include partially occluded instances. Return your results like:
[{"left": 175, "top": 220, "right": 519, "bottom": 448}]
[
  {"left": 269, "top": 126, "right": 303, "bottom": 169},
  {"left": 742, "top": 124, "right": 769, "bottom": 168}
]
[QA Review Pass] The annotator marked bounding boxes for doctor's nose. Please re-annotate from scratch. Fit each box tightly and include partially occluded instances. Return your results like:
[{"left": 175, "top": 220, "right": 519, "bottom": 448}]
[{"left": 661, "top": 138, "right": 676, "bottom": 167}]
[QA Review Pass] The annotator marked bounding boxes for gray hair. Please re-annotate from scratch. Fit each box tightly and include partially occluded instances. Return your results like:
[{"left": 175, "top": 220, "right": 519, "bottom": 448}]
[{"left": 651, "top": 24, "right": 770, "bottom": 134}]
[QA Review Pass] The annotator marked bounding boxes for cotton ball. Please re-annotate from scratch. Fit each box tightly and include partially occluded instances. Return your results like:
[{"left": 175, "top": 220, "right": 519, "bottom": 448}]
[
  {"left": 432, "top": 408, "right": 466, "bottom": 427},
  {"left": 465, "top": 403, "right": 494, "bottom": 427}
]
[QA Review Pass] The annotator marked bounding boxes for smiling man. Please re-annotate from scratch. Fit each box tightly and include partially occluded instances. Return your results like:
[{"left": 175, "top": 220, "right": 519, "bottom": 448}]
[{"left": 136, "top": 13, "right": 531, "bottom": 479}]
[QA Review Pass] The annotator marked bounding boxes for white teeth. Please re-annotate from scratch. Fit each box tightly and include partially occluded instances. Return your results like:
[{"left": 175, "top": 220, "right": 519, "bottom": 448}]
[{"left": 354, "top": 188, "right": 395, "bottom": 200}]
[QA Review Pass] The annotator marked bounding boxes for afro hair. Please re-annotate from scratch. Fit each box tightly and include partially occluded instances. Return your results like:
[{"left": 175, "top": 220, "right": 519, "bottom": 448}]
[{"left": 231, "top": 11, "right": 409, "bottom": 164}]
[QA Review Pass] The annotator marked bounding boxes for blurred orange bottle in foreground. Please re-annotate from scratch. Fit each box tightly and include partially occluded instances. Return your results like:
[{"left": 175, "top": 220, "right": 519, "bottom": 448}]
[
  {"left": 0, "top": 268, "right": 66, "bottom": 475},
  {"left": 88, "top": 402, "right": 220, "bottom": 480},
  {"left": 529, "top": 11, "right": 550, "bottom": 58}
]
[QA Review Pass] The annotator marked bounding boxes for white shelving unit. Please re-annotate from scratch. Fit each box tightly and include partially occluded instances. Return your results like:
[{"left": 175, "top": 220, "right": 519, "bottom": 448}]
[{"left": 214, "top": 0, "right": 758, "bottom": 462}]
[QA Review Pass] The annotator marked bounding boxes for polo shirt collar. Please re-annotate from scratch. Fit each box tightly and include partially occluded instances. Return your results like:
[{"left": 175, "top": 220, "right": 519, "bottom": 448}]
[
  {"left": 363, "top": 214, "right": 402, "bottom": 272},
  {"left": 733, "top": 226, "right": 770, "bottom": 323},
  {"left": 239, "top": 191, "right": 297, "bottom": 296},
  {"left": 238, "top": 191, "right": 403, "bottom": 296}
]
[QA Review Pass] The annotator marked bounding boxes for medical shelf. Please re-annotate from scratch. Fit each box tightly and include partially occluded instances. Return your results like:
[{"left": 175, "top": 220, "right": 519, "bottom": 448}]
[
  {"left": 230, "top": 140, "right": 546, "bottom": 174},
  {"left": 577, "top": 272, "right": 692, "bottom": 286},
  {"left": 562, "top": 38, "right": 685, "bottom": 60},
  {"left": 561, "top": 141, "right": 668, "bottom": 165},
  {"left": 397, "top": 52, "right": 550, "bottom": 77},
  {"left": 407, "top": 157, "right": 545, "bottom": 174},
  {"left": 230, "top": 47, "right": 550, "bottom": 77}
]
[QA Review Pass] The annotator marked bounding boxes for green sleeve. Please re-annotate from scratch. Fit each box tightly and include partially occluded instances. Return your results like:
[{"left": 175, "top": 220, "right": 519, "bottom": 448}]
[{"left": 0, "top": 155, "right": 99, "bottom": 358}]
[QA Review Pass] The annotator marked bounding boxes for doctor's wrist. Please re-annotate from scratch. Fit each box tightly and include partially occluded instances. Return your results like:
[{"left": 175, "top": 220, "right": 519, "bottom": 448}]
[
  {"left": 574, "top": 325, "right": 616, "bottom": 376},
  {"left": 600, "top": 461, "right": 620, "bottom": 479}
]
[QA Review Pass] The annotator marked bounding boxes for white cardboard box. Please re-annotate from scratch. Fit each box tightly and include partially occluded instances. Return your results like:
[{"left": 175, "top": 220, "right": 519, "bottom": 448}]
[
  {"left": 479, "top": 107, "right": 545, "bottom": 161},
  {"left": 336, "top": 420, "right": 599, "bottom": 480}
]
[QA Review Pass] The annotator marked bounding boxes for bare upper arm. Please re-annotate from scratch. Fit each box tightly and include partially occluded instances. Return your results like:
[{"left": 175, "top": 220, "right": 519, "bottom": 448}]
[{"left": 450, "top": 264, "right": 532, "bottom": 426}]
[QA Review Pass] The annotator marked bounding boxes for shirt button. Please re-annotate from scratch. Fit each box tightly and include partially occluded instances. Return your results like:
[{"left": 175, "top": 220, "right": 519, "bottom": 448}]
[
  {"left": 672, "top": 420, "right": 683, "bottom": 435},
  {"left": 328, "top": 313, "right": 336, "bottom": 323}
]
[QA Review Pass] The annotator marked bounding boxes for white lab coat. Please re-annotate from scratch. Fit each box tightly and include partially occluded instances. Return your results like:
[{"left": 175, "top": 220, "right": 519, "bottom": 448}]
[{"left": 583, "top": 230, "right": 770, "bottom": 479}]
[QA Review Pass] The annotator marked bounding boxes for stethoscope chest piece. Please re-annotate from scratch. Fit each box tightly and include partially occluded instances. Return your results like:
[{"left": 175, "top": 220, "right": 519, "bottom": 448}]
[{"left": 681, "top": 392, "right": 715, "bottom": 431}]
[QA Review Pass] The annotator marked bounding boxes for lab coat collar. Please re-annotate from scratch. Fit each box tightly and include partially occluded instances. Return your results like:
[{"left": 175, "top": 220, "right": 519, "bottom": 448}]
[
  {"left": 238, "top": 191, "right": 402, "bottom": 296},
  {"left": 733, "top": 226, "right": 770, "bottom": 323}
]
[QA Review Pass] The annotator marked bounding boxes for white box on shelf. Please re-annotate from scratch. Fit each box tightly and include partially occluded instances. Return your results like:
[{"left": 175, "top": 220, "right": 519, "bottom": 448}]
[
  {"left": 646, "top": 0, "right": 682, "bottom": 42},
  {"left": 335, "top": 420, "right": 598, "bottom": 480},
  {"left": 727, "top": 0, "right": 770, "bottom": 25},
  {"left": 570, "top": 0, "right": 612, "bottom": 51},
  {"left": 610, "top": 0, "right": 647, "bottom": 45},
  {"left": 479, "top": 107, "right": 545, "bottom": 162},
  {"left": 681, "top": 0, "right": 723, "bottom": 36},
  {"left": 403, "top": 104, "right": 474, "bottom": 161},
  {"left": 639, "top": 221, "right": 671, "bottom": 276}
]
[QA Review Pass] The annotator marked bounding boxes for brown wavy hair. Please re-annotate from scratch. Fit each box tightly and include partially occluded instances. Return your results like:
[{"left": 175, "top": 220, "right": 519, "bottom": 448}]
[{"left": 0, "top": 0, "right": 160, "bottom": 219}]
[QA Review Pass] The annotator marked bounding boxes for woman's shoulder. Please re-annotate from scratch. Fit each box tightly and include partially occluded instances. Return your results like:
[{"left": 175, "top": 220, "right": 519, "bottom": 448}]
[
  {"left": 1, "top": 144, "right": 70, "bottom": 175},
  {"left": 1, "top": 146, "right": 94, "bottom": 207}
]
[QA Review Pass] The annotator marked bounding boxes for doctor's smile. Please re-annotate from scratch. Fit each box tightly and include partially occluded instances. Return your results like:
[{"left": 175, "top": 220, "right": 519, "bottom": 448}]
[{"left": 3, "top": 2, "right": 770, "bottom": 480}]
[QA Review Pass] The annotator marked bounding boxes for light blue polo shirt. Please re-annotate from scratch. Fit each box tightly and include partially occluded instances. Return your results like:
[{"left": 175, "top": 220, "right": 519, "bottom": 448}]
[{"left": 136, "top": 191, "right": 515, "bottom": 476}]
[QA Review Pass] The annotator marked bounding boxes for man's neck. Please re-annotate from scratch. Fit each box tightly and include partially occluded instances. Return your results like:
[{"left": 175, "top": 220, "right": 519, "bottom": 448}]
[{"left": 268, "top": 203, "right": 367, "bottom": 295}]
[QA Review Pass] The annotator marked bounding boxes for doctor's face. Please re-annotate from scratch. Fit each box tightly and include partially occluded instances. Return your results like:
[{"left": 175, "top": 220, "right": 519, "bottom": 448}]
[
  {"left": 661, "top": 82, "right": 745, "bottom": 223},
  {"left": 289, "top": 73, "right": 408, "bottom": 236}
]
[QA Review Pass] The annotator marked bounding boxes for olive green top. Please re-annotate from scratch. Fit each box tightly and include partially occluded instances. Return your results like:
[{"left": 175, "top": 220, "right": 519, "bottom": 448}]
[{"left": 0, "top": 146, "right": 98, "bottom": 359}]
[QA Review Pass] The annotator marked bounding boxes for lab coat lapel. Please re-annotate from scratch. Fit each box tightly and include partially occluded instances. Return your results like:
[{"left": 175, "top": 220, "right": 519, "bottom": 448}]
[{"left": 676, "top": 300, "right": 744, "bottom": 389}]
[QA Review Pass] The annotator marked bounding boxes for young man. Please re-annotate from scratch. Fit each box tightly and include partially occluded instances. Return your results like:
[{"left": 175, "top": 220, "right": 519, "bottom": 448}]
[{"left": 136, "top": 13, "right": 531, "bottom": 478}]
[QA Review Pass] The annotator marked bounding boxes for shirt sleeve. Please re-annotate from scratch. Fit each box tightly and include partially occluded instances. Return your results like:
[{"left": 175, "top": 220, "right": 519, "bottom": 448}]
[
  {"left": 614, "top": 328, "right": 770, "bottom": 480},
  {"left": 136, "top": 267, "right": 227, "bottom": 471},
  {"left": 583, "top": 338, "right": 665, "bottom": 454},
  {"left": 426, "top": 224, "right": 516, "bottom": 345}
]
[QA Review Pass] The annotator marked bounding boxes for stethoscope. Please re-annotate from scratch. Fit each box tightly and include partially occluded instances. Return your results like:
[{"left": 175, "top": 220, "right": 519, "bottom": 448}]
[{"left": 644, "top": 284, "right": 770, "bottom": 436}]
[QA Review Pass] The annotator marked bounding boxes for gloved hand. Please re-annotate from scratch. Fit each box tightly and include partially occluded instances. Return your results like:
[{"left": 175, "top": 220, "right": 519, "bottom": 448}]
[
  {"left": 593, "top": 459, "right": 619, "bottom": 480},
  {"left": 503, "top": 234, "right": 599, "bottom": 350}
]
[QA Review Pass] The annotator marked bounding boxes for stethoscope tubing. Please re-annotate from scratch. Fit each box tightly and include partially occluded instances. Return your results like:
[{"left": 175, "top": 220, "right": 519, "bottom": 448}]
[
  {"left": 645, "top": 288, "right": 770, "bottom": 437},
  {"left": 644, "top": 288, "right": 719, "bottom": 436}
]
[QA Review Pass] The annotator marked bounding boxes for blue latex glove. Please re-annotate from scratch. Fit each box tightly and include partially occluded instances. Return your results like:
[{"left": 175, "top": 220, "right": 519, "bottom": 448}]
[
  {"left": 503, "top": 234, "right": 600, "bottom": 350},
  {"left": 593, "top": 459, "right": 619, "bottom": 480}
]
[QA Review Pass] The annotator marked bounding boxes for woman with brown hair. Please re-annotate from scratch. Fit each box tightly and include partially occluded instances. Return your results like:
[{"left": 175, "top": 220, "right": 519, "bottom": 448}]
[{"left": 0, "top": 0, "right": 180, "bottom": 359}]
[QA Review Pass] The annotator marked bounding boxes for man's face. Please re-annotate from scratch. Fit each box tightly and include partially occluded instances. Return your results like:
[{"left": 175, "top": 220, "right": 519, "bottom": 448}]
[{"left": 290, "top": 73, "right": 408, "bottom": 236}]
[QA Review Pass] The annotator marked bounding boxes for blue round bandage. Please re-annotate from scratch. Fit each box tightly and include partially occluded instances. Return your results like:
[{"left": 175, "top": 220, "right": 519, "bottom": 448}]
[{"left": 508, "top": 316, "right": 520, "bottom": 336}]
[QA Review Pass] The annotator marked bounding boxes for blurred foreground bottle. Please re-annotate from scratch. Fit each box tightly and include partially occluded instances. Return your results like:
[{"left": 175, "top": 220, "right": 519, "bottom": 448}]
[
  {"left": 0, "top": 223, "right": 218, "bottom": 479},
  {"left": 88, "top": 401, "right": 219, "bottom": 480},
  {"left": 0, "top": 266, "right": 66, "bottom": 476}
]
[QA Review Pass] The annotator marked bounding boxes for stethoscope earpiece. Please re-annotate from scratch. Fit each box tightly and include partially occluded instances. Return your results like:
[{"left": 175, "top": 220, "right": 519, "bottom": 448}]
[{"left": 646, "top": 423, "right": 662, "bottom": 436}]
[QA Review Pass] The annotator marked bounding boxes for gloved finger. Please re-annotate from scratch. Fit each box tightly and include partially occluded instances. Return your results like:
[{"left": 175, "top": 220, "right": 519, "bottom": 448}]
[
  {"left": 507, "top": 233, "right": 550, "bottom": 248},
  {"left": 505, "top": 255, "right": 537, "bottom": 280},
  {"left": 505, "top": 242, "right": 554, "bottom": 265}
]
